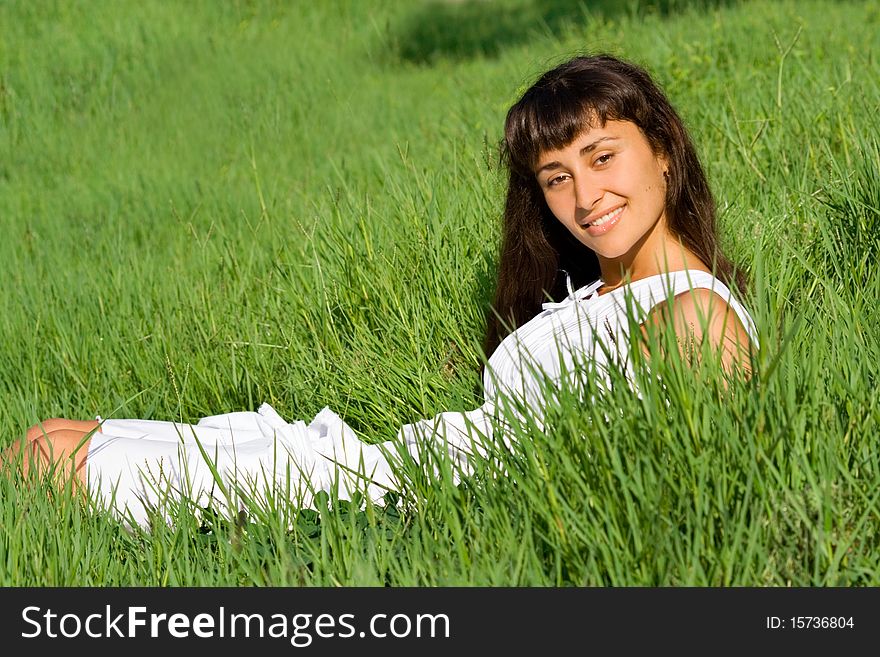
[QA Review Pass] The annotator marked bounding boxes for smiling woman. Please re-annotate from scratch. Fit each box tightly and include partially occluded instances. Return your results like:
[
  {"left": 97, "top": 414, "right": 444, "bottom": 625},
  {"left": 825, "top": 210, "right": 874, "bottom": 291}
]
[
  {"left": 487, "top": 54, "right": 753, "bottom": 362},
  {"left": 3, "top": 54, "right": 757, "bottom": 528},
  {"left": 536, "top": 120, "right": 671, "bottom": 269}
]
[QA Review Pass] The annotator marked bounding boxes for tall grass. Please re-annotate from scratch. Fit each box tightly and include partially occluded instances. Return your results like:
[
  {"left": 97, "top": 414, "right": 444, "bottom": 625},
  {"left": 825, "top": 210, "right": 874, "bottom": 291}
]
[{"left": 1, "top": 0, "right": 878, "bottom": 585}]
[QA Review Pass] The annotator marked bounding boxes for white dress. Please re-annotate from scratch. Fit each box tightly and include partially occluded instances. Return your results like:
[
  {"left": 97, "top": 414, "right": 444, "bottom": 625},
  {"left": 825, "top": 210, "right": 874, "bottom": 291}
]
[{"left": 86, "top": 270, "right": 758, "bottom": 526}]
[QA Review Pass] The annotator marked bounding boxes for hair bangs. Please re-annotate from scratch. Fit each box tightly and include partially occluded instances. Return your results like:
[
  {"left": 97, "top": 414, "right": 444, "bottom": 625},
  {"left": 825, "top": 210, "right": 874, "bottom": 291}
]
[{"left": 503, "top": 81, "right": 625, "bottom": 177}]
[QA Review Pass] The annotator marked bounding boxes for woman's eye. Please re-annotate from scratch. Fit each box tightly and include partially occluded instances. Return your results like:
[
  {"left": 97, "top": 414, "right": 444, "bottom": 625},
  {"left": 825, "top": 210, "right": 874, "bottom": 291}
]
[
  {"left": 595, "top": 153, "right": 613, "bottom": 166},
  {"left": 547, "top": 174, "right": 568, "bottom": 187}
]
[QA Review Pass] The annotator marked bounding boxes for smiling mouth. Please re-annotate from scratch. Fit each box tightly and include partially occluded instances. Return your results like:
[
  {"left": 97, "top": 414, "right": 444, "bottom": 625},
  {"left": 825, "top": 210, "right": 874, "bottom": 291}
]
[{"left": 582, "top": 204, "right": 625, "bottom": 228}]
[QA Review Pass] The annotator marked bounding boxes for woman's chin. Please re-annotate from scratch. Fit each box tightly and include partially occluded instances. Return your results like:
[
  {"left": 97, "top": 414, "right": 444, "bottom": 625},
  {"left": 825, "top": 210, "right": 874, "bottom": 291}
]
[{"left": 591, "top": 242, "right": 633, "bottom": 262}]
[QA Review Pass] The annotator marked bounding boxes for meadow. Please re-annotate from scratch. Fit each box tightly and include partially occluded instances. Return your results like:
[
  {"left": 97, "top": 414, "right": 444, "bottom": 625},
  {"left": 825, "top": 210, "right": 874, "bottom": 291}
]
[{"left": 1, "top": 0, "right": 878, "bottom": 585}]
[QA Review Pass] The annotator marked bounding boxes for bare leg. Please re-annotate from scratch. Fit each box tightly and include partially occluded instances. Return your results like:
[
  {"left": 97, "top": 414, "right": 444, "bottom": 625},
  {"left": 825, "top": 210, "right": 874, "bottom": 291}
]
[
  {"left": 3, "top": 425, "right": 98, "bottom": 491},
  {"left": 25, "top": 418, "right": 100, "bottom": 442}
]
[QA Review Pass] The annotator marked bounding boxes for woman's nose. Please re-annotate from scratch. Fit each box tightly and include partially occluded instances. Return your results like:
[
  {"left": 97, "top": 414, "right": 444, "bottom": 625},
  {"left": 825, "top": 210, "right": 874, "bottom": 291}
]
[{"left": 574, "top": 175, "right": 601, "bottom": 212}]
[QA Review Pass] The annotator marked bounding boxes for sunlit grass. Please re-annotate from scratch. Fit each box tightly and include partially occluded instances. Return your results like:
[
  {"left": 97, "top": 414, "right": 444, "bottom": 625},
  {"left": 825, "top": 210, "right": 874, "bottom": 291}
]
[{"left": 1, "top": 0, "right": 878, "bottom": 585}]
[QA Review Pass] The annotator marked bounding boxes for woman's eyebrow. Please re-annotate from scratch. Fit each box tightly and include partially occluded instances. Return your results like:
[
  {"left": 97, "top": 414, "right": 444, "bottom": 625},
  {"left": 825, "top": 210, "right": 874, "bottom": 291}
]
[
  {"left": 579, "top": 135, "right": 618, "bottom": 155},
  {"left": 536, "top": 160, "right": 563, "bottom": 174},
  {"left": 535, "top": 136, "right": 619, "bottom": 173}
]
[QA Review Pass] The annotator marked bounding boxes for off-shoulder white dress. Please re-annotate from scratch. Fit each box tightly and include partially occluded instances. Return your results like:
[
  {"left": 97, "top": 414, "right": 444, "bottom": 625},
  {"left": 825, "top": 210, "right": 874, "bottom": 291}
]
[{"left": 86, "top": 270, "right": 758, "bottom": 526}]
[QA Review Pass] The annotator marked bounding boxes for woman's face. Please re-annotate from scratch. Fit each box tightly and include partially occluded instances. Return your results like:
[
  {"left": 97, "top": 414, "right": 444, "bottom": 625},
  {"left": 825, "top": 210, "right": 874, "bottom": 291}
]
[{"left": 535, "top": 119, "right": 671, "bottom": 276}]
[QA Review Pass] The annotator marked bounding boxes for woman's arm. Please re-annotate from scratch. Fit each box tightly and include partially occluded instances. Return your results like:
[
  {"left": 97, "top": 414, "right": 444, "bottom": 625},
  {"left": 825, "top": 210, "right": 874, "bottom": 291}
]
[{"left": 640, "top": 288, "right": 754, "bottom": 375}]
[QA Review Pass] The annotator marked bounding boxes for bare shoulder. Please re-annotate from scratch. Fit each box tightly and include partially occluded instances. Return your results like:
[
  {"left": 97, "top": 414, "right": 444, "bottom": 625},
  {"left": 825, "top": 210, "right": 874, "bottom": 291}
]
[{"left": 642, "top": 288, "right": 754, "bottom": 371}]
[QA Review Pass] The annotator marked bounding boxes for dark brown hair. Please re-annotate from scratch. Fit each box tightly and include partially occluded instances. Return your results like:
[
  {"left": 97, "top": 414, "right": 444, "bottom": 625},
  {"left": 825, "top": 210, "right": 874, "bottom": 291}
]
[{"left": 484, "top": 53, "right": 746, "bottom": 356}]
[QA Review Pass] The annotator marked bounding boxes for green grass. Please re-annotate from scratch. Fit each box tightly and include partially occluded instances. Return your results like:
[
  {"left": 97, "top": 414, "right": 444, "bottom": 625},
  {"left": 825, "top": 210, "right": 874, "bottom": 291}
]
[{"left": 1, "top": 0, "right": 878, "bottom": 585}]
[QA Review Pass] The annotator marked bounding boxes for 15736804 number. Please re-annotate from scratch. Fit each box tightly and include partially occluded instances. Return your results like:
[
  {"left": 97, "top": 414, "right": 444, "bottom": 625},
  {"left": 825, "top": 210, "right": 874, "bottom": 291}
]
[{"left": 790, "top": 617, "right": 854, "bottom": 629}]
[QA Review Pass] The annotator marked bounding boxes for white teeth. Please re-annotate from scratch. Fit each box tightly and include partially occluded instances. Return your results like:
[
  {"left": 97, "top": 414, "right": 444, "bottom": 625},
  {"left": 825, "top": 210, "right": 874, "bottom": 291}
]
[{"left": 588, "top": 206, "right": 623, "bottom": 227}]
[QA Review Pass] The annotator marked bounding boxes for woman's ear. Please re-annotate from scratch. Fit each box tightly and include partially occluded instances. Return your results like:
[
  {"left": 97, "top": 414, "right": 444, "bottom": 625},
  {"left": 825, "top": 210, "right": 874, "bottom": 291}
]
[
  {"left": 659, "top": 154, "right": 671, "bottom": 186},
  {"left": 658, "top": 153, "right": 670, "bottom": 178}
]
